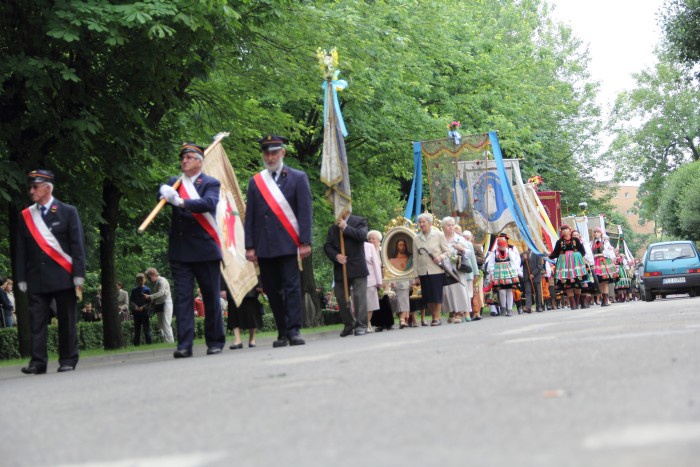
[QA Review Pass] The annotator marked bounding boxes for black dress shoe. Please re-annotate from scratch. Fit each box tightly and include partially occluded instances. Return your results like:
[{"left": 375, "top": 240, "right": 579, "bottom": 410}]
[
  {"left": 248, "top": 343, "right": 256, "bottom": 348},
  {"left": 206, "top": 347, "right": 222, "bottom": 355},
  {"left": 229, "top": 343, "right": 243, "bottom": 350},
  {"left": 173, "top": 349, "right": 192, "bottom": 358},
  {"left": 21, "top": 366, "right": 46, "bottom": 375},
  {"left": 340, "top": 328, "right": 353, "bottom": 337},
  {"left": 57, "top": 365, "right": 75, "bottom": 372},
  {"left": 273, "top": 337, "right": 289, "bottom": 348},
  {"left": 289, "top": 336, "right": 305, "bottom": 346},
  {"left": 354, "top": 329, "right": 366, "bottom": 336}
]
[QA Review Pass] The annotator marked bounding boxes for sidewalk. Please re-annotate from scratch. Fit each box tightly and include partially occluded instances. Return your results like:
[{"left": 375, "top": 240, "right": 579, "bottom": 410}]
[{"left": 0, "top": 328, "right": 343, "bottom": 380}]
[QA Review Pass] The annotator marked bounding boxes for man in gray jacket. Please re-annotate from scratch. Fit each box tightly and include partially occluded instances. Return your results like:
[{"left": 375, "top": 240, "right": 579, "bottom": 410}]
[{"left": 144, "top": 268, "right": 174, "bottom": 343}]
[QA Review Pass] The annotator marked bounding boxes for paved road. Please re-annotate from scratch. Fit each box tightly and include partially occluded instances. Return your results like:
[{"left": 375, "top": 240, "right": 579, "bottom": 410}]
[{"left": 2, "top": 296, "right": 699, "bottom": 467}]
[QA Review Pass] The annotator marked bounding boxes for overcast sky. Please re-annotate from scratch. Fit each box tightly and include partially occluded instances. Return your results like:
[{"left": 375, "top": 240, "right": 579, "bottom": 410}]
[
  {"left": 549, "top": 0, "right": 666, "bottom": 111},
  {"left": 548, "top": 0, "right": 667, "bottom": 182}
]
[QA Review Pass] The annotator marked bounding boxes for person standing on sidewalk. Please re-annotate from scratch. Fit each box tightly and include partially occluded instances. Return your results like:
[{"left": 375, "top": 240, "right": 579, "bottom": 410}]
[{"left": 144, "top": 268, "right": 174, "bottom": 344}]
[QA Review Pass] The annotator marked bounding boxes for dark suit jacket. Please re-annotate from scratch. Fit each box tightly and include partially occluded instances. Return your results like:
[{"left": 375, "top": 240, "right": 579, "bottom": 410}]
[
  {"left": 244, "top": 165, "right": 313, "bottom": 258},
  {"left": 166, "top": 174, "right": 222, "bottom": 263},
  {"left": 522, "top": 252, "right": 544, "bottom": 280},
  {"left": 324, "top": 215, "right": 369, "bottom": 281},
  {"left": 16, "top": 199, "right": 86, "bottom": 293}
]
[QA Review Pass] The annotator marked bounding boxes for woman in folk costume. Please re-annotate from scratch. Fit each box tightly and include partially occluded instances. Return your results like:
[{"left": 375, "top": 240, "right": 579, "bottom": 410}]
[
  {"left": 590, "top": 227, "right": 618, "bottom": 307},
  {"left": 486, "top": 236, "right": 522, "bottom": 317},
  {"left": 614, "top": 248, "right": 632, "bottom": 302},
  {"left": 572, "top": 229, "right": 596, "bottom": 309},
  {"left": 548, "top": 224, "right": 588, "bottom": 310}
]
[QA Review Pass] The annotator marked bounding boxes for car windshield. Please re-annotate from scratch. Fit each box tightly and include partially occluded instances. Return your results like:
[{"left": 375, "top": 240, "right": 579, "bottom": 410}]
[{"left": 648, "top": 245, "right": 696, "bottom": 261}]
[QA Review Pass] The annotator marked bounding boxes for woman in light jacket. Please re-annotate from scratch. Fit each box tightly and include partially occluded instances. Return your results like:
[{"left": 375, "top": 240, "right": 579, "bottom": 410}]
[
  {"left": 413, "top": 213, "right": 450, "bottom": 326},
  {"left": 364, "top": 238, "right": 383, "bottom": 332},
  {"left": 441, "top": 216, "right": 473, "bottom": 323}
]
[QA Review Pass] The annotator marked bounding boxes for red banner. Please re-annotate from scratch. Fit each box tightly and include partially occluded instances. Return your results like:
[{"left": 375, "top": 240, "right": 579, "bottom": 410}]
[{"left": 537, "top": 191, "right": 562, "bottom": 232}]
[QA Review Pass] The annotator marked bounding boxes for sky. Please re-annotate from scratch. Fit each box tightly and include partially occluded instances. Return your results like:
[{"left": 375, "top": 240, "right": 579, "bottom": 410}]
[
  {"left": 549, "top": 0, "right": 667, "bottom": 111},
  {"left": 548, "top": 0, "right": 667, "bottom": 182}
]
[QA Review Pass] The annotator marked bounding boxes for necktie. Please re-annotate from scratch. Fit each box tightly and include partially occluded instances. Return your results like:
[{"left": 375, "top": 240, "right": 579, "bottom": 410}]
[
  {"left": 272, "top": 171, "right": 278, "bottom": 182},
  {"left": 40, "top": 206, "right": 47, "bottom": 218}
]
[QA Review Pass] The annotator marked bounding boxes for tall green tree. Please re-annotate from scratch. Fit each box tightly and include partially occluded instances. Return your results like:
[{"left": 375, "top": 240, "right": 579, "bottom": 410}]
[
  {"left": 0, "top": 0, "right": 281, "bottom": 351},
  {"left": 602, "top": 53, "right": 700, "bottom": 224},
  {"left": 661, "top": 0, "right": 700, "bottom": 74},
  {"left": 657, "top": 161, "right": 700, "bottom": 239}
]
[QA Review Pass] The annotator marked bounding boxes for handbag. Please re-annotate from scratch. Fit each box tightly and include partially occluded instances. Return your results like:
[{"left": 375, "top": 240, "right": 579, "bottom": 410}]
[{"left": 457, "top": 253, "right": 472, "bottom": 273}]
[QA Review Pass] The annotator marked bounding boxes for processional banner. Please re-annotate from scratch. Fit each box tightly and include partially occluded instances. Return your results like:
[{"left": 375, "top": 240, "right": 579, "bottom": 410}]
[{"left": 203, "top": 144, "right": 258, "bottom": 307}]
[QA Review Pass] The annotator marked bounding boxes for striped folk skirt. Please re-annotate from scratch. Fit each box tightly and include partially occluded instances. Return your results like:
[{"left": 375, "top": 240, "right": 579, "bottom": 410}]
[
  {"left": 554, "top": 250, "right": 588, "bottom": 288},
  {"left": 593, "top": 255, "right": 618, "bottom": 282},
  {"left": 493, "top": 261, "right": 519, "bottom": 288}
]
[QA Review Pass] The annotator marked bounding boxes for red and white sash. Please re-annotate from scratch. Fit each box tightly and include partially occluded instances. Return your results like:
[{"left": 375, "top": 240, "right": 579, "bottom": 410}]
[
  {"left": 253, "top": 170, "right": 300, "bottom": 246},
  {"left": 177, "top": 175, "right": 222, "bottom": 249},
  {"left": 21, "top": 204, "right": 73, "bottom": 274}
]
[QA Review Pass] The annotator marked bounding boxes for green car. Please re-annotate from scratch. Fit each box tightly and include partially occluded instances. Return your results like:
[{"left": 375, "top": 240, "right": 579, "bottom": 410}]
[{"left": 640, "top": 241, "right": 700, "bottom": 301}]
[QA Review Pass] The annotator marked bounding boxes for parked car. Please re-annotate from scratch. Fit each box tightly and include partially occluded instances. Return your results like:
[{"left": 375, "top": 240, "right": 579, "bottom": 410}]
[{"left": 640, "top": 241, "right": 700, "bottom": 301}]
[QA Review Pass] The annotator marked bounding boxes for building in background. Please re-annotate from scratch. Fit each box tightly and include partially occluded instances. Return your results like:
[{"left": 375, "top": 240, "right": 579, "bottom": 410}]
[{"left": 597, "top": 184, "right": 656, "bottom": 236}]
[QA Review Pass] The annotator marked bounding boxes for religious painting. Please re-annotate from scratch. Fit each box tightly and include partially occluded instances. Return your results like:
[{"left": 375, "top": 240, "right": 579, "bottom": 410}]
[{"left": 381, "top": 226, "right": 416, "bottom": 280}]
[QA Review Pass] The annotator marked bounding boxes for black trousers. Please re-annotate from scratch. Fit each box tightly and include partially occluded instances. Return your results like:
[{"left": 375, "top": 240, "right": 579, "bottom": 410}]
[
  {"left": 133, "top": 311, "right": 152, "bottom": 346},
  {"left": 28, "top": 288, "right": 79, "bottom": 369},
  {"left": 523, "top": 276, "right": 543, "bottom": 310},
  {"left": 171, "top": 260, "right": 225, "bottom": 352},
  {"left": 258, "top": 255, "right": 302, "bottom": 339}
]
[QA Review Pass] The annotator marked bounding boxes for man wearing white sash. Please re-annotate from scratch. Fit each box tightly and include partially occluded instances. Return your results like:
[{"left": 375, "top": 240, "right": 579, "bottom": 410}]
[
  {"left": 245, "top": 135, "right": 313, "bottom": 347},
  {"left": 16, "top": 170, "right": 86, "bottom": 374},
  {"left": 159, "top": 142, "right": 225, "bottom": 358}
]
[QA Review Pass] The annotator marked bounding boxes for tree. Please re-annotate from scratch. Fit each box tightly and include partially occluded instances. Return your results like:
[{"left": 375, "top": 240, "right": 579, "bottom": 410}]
[
  {"left": 0, "top": 1, "right": 278, "bottom": 351},
  {"left": 602, "top": 54, "right": 700, "bottom": 226},
  {"left": 657, "top": 161, "right": 700, "bottom": 240},
  {"left": 661, "top": 0, "right": 700, "bottom": 74}
]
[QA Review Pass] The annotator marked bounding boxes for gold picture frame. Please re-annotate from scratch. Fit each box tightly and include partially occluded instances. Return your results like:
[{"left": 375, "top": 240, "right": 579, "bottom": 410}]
[{"left": 381, "top": 225, "right": 416, "bottom": 280}]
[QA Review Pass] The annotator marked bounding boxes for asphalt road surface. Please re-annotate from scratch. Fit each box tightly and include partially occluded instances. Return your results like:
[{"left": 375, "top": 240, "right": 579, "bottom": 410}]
[{"left": 2, "top": 296, "right": 699, "bottom": 467}]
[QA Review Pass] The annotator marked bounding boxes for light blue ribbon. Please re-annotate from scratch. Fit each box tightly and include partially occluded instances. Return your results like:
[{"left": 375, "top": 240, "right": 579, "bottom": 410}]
[
  {"left": 322, "top": 70, "right": 348, "bottom": 137},
  {"left": 489, "top": 131, "right": 547, "bottom": 258},
  {"left": 404, "top": 142, "right": 423, "bottom": 220}
]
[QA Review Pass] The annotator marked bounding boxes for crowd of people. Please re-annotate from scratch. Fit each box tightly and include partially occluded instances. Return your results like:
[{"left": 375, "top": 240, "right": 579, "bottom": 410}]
[
  {"left": 319, "top": 216, "right": 641, "bottom": 336},
  {"left": 11, "top": 135, "right": 641, "bottom": 375}
]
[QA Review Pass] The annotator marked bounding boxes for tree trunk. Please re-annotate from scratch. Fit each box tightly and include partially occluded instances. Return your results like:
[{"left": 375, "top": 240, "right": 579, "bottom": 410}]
[
  {"left": 300, "top": 253, "right": 324, "bottom": 328},
  {"left": 99, "top": 178, "right": 124, "bottom": 349}
]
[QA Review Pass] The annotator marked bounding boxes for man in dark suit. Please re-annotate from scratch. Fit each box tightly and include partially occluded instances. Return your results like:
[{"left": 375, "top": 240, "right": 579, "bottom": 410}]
[
  {"left": 16, "top": 170, "right": 86, "bottom": 374},
  {"left": 159, "top": 142, "right": 225, "bottom": 358},
  {"left": 324, "top": 209, "right": 369, "bottom": 336},
  {"left": 521, "top": 249, "right": 544, "bottom": 313},
  {"left": 244, "top": 135, "right": 313, "bottom": 347}
]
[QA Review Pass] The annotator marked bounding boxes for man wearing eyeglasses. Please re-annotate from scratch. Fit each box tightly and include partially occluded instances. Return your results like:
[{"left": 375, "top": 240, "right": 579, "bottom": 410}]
[
  {"left": 16, "top": 170, "right": 86, "bottom": 374},
  {"left": 158, "top": 143, "right": 225, "bottom": 358}
]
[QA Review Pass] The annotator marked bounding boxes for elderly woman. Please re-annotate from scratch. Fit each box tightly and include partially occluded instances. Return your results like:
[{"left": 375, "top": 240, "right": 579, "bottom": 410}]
[
  {"left": 413, "top": 213, "right": 450, "bottom": 326},
  {"left": 441, "top": 217, "right": 476, "bottom": 323},
  {"left": 367, "top": 230, "right": 395, "bottom": 331},
  {"left": 364, "top": 231, "right": 383, "bottom": 332}
]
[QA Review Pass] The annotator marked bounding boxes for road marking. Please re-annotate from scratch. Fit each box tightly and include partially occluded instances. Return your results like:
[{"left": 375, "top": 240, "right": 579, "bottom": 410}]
[
  {"left": 582, "top": 329, "right": 696, "bottom": 341},
  {"left": 498, "top": 322, "right": 558, "bottom": 336},
  {"left": 504, "top": 336, "right": 557, "bottom": 344},
  {"left": 57, "top": 452, "right": 228, "bottom": 467},
  {"left": 583, "top": 423, "right": 700, "bottom": 449}
]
